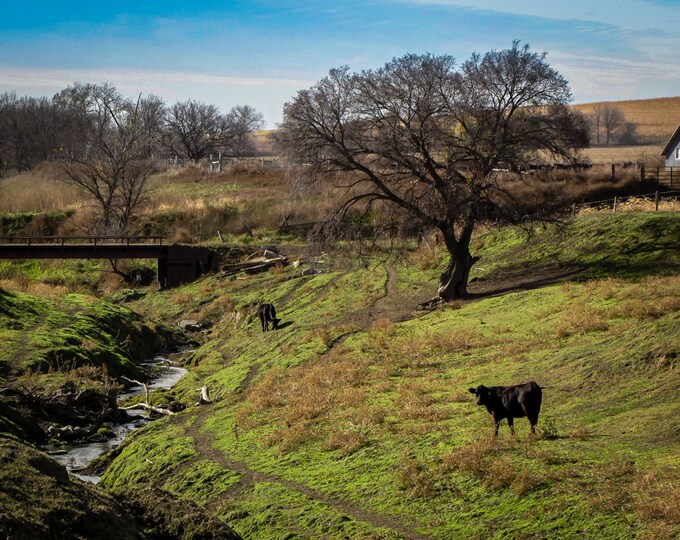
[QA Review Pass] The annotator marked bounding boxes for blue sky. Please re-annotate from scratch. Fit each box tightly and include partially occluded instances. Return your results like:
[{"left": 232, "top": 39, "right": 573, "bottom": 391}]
[{"left": 1, "top": 0, "right": 679, "bottom": 127}]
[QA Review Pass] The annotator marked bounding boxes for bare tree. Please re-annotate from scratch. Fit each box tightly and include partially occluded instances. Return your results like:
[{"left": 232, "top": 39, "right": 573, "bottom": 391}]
[
  {"left": 278, "top": 43, "right": 588, "bottom": 303},
  {"left": 58, "top": 82, "right": 163, "bottom": 235},
  {"left": 165, "top": 100, "right": 226, "bottom": 162},
  {"left": 224, "top": 104, "right": 264, "bottom": 156},
  {"left": 593, "top": 104, "right": 625, "bottom": 145},
  {"left": 165, "top": 100, "right": 265, "bottom": 161},
  {"left": 0, "top": 92, "right": 79, "bottom": 174}
]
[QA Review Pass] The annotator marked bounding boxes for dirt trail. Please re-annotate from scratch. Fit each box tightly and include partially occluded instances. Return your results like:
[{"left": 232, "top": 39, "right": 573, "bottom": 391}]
[
  {"left": 170, "top": 405, "right": 432, "bottom": 540},
  {"left": 157, "top": 265, "right": 434, "bottom": 539}
]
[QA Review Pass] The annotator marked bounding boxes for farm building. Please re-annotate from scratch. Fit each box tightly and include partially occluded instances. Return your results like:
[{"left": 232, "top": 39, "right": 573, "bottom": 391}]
[{"left": 661, "top": 124, "right": 680, "bottom": 166}]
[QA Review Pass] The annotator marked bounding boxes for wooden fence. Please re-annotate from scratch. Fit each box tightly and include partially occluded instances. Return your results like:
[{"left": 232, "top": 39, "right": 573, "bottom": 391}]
[{"left": 640, "top": 166, "right": 678, "bottom": 187}]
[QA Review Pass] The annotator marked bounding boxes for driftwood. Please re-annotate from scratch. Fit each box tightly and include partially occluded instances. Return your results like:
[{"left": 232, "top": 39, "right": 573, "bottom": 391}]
[
  {"left": 197, "top": 386, "right": 212, "bottom": 405},
  {"left": 120, "top": 376, "right": 174, "bottom": 416},
  {"left": 218, "top": 255, "right": 288, "bottom": 278}
]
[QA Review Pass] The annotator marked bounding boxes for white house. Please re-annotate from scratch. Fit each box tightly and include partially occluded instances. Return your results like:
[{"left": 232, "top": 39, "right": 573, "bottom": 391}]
[{"left": 661, "top": 124, "right": 680, "bottom": 167}]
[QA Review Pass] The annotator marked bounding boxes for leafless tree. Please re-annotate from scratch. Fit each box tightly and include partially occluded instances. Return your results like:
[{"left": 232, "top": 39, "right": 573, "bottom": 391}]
[
  {"left": 0, "top": 92, "right": 80, "bottom": 174},
  {"left": 165, "top": 100, "right": 226, "bottom": 162},
  {"left": 165, "top": 100, "right": 265, "bottom": 161},
  {"left": 224, "top": 104, "right": 265, "bottom": 156},
  {"left": 58, "top": 82, "right": 163, "bottom": 235},
  {"left": 592, "top": 104, "right": 626, "bottom": 145},
  {"left": 278, "top": 42, "right": 588, "bottom": 303}
]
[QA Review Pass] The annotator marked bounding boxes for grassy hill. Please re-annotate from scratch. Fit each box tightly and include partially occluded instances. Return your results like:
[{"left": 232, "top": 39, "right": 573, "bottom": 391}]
[{"left": 96, "top": 212, "right": 680, "bottom": 539}]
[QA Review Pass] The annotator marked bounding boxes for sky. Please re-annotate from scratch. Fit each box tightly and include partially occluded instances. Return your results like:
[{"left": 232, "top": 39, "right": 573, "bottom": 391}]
[{"left": 1, "top": 0, "right": 679, "bottom": 127}]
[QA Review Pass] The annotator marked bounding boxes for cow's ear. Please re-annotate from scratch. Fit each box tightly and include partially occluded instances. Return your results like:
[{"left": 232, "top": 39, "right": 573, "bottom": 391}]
[{"left": 468, "top": 388, "right": 476, "bottom": 394}]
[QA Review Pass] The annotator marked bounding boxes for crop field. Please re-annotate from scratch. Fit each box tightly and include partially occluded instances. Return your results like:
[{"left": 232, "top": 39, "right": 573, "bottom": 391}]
[{"left": 573, "top": 96, "right": 680, "bottom": 142}]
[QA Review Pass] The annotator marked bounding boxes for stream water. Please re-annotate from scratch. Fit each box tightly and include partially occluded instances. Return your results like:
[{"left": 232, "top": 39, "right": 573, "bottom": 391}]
[{"left": 49, "top": 356, "right": 188, "bottom": 484}]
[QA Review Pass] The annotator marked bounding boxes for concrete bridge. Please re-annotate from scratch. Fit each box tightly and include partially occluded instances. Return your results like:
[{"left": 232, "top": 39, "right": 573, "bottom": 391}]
[{"left": 0, "top": 236, "right": 213, "bottom": 288}]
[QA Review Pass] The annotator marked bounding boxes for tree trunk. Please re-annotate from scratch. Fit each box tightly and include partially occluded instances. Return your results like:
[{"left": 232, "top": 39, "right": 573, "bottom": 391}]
[{"left": 436, "top": 223, "right": 477, "bottom": 301}]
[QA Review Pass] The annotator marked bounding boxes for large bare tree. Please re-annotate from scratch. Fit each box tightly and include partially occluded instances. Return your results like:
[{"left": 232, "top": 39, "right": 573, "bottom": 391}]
[
  {"left": 278, "top": 43, "right": 588, "bottom": 302},
  {"left": 0, "top": 92, "right": 81, "bottom": 174},
  {"left": 58, "top": 83, "right": 164, "bottom": 235}
]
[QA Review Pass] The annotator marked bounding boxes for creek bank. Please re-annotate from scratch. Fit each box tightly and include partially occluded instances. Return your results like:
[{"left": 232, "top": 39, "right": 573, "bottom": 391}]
[
  {"left": 0, "top": 436, "right": 243, "bottom": 540},
  {"left": 47, "top": 356, "right": 189, "bottom": 482}
]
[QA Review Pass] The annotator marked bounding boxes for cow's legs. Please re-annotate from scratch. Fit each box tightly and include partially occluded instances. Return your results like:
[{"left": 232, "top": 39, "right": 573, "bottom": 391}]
[
  {"left": 522, "top": 402, "right": 539, "bottom": 434},
  {"left": 508, "top": 418, "right": 515, "bottom": 436},
  {"left": 528, "top": 415, "right": 538, "bottom": 434}
]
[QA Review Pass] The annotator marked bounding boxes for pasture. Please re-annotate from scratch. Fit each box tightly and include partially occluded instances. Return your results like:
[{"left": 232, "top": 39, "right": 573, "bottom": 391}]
[{"left": 97, "top": 212, "right": 680, "bottom": 539}]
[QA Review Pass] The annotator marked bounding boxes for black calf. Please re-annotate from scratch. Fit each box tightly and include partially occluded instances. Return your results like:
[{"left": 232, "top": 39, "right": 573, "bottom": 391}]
[{"left": 257, "top": 303, "right": 280, "bottom": 332}]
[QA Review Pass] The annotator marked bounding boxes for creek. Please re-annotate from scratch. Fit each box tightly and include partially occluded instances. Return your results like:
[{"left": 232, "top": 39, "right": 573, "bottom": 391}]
[{"left": 49, "top": 356, "right": 188, "bottom": 484}]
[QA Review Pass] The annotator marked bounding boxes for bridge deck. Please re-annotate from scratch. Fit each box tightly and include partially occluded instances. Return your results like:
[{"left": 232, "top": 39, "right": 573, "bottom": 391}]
[{"left": 0, "top": 237, "right": 213, "bottom": 288}]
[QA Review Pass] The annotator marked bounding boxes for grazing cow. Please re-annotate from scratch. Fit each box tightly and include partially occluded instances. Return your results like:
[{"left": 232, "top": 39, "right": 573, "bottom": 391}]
[
  {"left": 468, "top": 381, "right": 542, "bottom": 436},
  {"left": 257, "top": 303, "right": 280, "bottom": 332}
]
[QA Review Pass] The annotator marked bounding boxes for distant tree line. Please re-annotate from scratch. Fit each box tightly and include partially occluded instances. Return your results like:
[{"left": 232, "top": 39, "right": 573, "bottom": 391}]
[
  {"left": 0, "top": 82, "right": 264, "bottom": 235},
  {"left": 0, "top": 83, "right": 264, "bottom": 176}
]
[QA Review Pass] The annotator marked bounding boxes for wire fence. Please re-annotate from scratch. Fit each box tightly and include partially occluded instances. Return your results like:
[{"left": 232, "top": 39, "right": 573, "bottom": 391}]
[{"left": 567, "top": 189, "right": 680, "bottom": 216}]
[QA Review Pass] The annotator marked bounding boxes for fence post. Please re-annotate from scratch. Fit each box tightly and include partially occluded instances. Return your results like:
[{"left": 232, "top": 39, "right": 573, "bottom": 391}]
[
  {"left": 571, "top": 203, "right": 576, "bottom": 217},
  {"left": 640, "top": 164, "right": 645, "bottom": 182},
  {"left": 613, "top": 196, "right": 617, "bottom": 212},
  {"left": 671, "top": 167, "right": 674, "bottom": 187},
  {"left": 611, "top": 164, "right": 616, "bottom": 182},
  {"left": 655, "top": 191, "right": 660, "bottom": 211}
]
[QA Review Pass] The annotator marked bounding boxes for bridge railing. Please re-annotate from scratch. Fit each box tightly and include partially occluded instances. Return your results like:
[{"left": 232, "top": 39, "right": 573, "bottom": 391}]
[{"left": 0, "top": 236, "right": 166, "bottom": 246}]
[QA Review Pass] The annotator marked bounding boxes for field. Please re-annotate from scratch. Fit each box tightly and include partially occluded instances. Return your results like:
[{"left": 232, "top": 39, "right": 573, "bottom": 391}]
[
  {"left": 573, "top": 96, "right": 680, "bottom": 143},
  {"left": 580, "top": 144, "right": 663, "bottom": 165},
  {"left": 91, "top": 212, "right": 680, "bottom": 539}
]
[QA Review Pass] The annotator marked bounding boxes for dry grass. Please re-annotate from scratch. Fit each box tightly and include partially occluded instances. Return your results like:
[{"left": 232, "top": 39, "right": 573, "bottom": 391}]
[
  {"left": 578, "top": 196, "right": 680, "bottom": 215},
  {"left": 427, "top": 327, "right": 493, "bottom": 354},
  {"left": 323, "top": 425, "right": 369, "bottom": 456},
  {"left": 0, "top": 163, "right": 82, "bottom": 213},
  {"left": 0, "top": 278, "right": 70, "bottom": 299},
  {"left": 580, "top": 145, "right": 664, "bottom": 164},
  {"left": 555, "top": 302, "right": 609, "bottom": 337},
  {"left": 238, "top": 349, "right": 375, "bottom": 453},
  {"left": 398, "top": 457, "right": 439, "bottom": 499},
  {"left": 633, "top": 471, "right": 680, "bottom": 537}
]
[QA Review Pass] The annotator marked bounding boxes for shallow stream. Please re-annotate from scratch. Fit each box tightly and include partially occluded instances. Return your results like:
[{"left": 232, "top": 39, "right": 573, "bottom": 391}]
[{"left": 49, "top": 356, "right": 188, "bottom": 484}]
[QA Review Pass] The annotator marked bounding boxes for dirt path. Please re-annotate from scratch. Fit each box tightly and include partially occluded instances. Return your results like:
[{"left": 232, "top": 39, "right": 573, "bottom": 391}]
[
  {"left": 157, "top": 265, "right": 434, "bottom": 539},
  {"left": 171, "top": 405, "right": 432, "bottom": 540}
]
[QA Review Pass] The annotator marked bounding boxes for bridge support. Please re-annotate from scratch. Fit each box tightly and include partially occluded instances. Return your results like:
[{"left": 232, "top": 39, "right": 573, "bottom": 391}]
[{"left": 158, "top": 245, "right": 214, "bottom": 289}]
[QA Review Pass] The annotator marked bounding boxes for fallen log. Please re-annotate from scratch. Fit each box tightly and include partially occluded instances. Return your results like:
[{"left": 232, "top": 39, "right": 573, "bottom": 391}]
[{"left": 218, "top": 256, "right": 288, "bottom": 278}]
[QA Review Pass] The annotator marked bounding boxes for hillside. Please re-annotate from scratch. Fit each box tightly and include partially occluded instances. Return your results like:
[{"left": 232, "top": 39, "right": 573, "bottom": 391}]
[
  {"left": 95, "top": 212, "right": 680, "bottom": 539},
  {"left": 573, "top": 96, "right": 680, "bottom": 143}
]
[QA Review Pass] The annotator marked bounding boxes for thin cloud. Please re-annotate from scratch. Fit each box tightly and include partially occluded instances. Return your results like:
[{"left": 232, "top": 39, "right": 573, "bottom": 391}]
[{"left": 0, "top": 66, "right": 312, "bottom": 91}]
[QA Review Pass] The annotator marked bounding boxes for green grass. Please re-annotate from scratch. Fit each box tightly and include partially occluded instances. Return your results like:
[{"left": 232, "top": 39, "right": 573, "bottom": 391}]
[
  {"left": 0, "top": 288, "right": 164, "bottom": 383},
  {"left": 94, "top": 212, "right": 680, "bottom": 539}
]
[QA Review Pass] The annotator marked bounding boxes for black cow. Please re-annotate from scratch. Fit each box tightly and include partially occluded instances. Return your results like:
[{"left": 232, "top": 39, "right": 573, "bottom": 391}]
[
  {"left": 468, "top": 381, "right": 542, "bottom": 436},
  {"left": 257, "top": 303, "right": 280, "bottom": 332}
]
